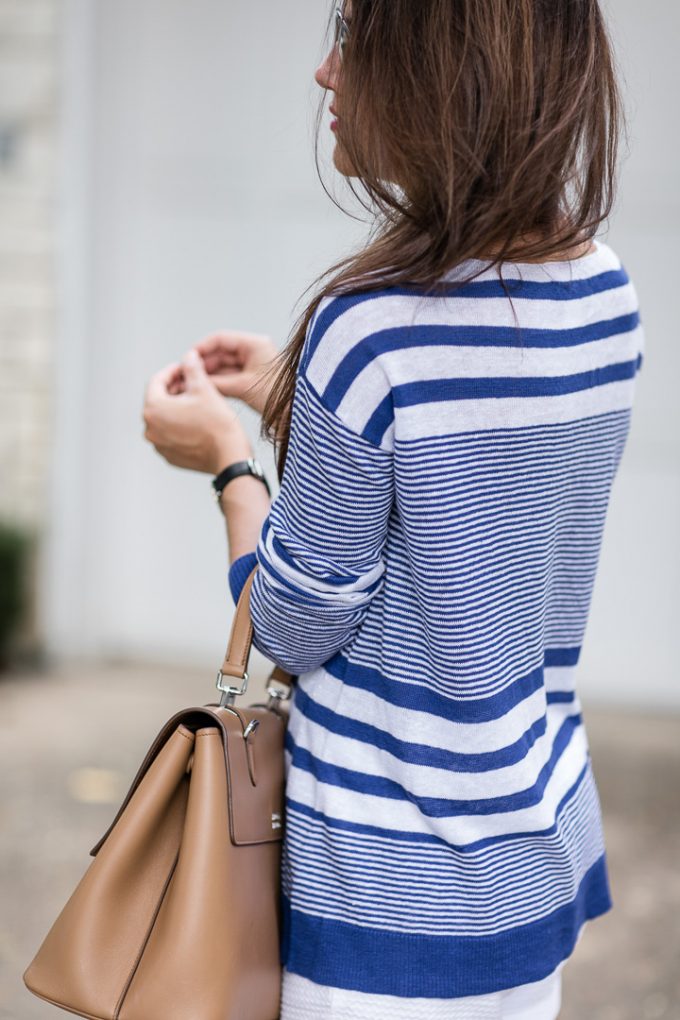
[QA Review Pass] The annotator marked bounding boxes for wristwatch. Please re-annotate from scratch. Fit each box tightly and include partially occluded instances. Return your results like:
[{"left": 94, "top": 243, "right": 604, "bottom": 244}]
[{"left": 212, "top": 458, "right": 272, "bottom": 504}]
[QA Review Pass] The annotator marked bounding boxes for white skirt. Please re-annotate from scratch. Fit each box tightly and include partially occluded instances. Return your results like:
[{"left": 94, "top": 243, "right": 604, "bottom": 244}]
[{"left": 280, "top": 965, "right": 563, "bottom": 1020}]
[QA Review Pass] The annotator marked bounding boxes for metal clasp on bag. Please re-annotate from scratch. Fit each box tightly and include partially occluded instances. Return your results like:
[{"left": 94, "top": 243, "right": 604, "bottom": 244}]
[
  {"left": 266, "top": 679, "right": 292, "bottom": 712},
  {"left": 215, "top": 669, "right": 249, "bottom": 707}
]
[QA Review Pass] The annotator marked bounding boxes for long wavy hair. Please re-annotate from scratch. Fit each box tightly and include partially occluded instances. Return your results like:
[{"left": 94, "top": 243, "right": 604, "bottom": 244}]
[{"left": 259, "top": 0, "right": 623, "bottom": 478}]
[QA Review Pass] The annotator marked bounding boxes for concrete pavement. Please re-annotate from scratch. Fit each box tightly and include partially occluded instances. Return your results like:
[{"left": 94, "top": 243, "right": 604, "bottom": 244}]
[{"left": 1, "top": 661, "right": 678, "bottom": 1019}]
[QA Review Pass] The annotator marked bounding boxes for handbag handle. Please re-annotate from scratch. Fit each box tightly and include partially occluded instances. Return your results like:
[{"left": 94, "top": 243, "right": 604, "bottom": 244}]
[{"left": 216, "top": 564, "right": 295, "bottom": 706}]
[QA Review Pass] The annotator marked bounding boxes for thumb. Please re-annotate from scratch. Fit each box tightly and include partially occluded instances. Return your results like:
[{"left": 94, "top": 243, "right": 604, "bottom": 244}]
[{"left": 181, "top": 348, "right": 209, "bottom": 392}]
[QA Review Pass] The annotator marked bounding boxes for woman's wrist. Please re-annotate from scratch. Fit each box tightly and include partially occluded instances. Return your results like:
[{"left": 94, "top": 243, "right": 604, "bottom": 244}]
[
  {"left": 218, "top": 471, "right": 271, "bottom": 513},
  {"left": 219, "top": 472, "right": 272, "bottom": 563}
]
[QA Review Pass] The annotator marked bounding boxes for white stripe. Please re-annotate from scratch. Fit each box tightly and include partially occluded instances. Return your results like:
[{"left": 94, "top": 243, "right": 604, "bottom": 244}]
[
  {"left": 306, "top": 285, "right": 637, "bottom": 399},
  {"left": 366, "top": 323, "right": 642, "bottom": 387},
  {"left": 298, "top": 667, "right": 573, "bottom": 754},
  {"left": 290, "top": 687, "right": 579, "bottom": 801},
  {"left": 285, "top": 722, "right": 590, "bottom": 845},
  {"left": 393, "top": 377, "right": 638, "bottom": 438},
  {"left": 282, "top": 770, "right": 603, "bottom": 935}
]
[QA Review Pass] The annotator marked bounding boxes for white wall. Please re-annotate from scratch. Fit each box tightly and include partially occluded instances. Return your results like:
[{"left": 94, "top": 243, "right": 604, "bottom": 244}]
[
  {"left": 44, "top": 0, "right": 679, "bottom": 707},
  {"left": 576, "top": 0, "right": 680, "bottom": 707}
]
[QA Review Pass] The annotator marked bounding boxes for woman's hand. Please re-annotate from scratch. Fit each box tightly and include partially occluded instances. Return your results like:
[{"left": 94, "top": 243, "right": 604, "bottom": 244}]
[
  {"left": 143, "top": 350, "right": 253, "bottom": 475},
  {"left": 168, "top": 331, "right": 280, "bottom": 416}
]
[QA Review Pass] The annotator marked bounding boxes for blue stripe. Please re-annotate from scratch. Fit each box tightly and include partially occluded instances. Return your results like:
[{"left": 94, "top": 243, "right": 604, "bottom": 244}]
[
  {"left": 391, "top": 354, "right": 641, "bottom": 408},
  {"left": 281, "top": 855, "right": 611, "bottom": 998},
  {"left": 420, "top": 268, "right": 629, "bottom": 301},
  {"left": 545, "top": 646, "right": 581, "bottom": 667},
  {"left": 286, "top": 712, "right": 582, "bottom": 817},
  {"left": 285, "top": 757, "right": 592, "bottom": 853},
  {"left": 322, "top": 312, "right": 640, "bottom": 412},
  {"left": 303, "top": 268, "right": 631, "bottom": 371},
  {"left": 362, "top": 392, "right": 395, "bottom": 445},
  {"left": 322, "top": 649, "right": 579, "bottom": 722},
  {"left": 547, "top": 691, "right": 578, "bottom": 704},
  {"left": 350, "top": 365, "right": 640, "bottom": 448},
  {"left": 294, "top": 684, "right": 554, "bottom": 773}
]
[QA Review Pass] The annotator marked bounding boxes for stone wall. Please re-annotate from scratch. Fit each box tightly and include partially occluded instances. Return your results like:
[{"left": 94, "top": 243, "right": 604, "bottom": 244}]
[
  {"left": 0, "top": 0, "right": 58, "bottom": 528},
  {"left": 0, "top": 0, "right": 60, "bottom": 659}
]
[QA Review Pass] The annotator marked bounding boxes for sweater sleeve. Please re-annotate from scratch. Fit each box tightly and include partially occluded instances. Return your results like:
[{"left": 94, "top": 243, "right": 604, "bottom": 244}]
[
  {"left": 228, "top": 550, "right": 258, "bottom": 604},
  {"left": 227, "top": 295, "right": 394, "bottom": 675}
]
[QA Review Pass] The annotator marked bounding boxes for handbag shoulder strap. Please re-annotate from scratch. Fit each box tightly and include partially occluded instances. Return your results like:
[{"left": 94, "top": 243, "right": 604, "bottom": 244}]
[{"left": 219, "top": 564, "right": 295, "bottom": 696}]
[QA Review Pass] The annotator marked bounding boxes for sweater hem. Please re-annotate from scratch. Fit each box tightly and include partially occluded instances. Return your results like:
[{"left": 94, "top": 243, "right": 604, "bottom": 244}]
[{"left": 280, "top": 854, "right": 611, "bottom": 999}]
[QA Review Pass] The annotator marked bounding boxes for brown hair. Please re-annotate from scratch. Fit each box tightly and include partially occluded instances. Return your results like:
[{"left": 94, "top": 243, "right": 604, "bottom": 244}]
[{"left": 260, "top": 0, "right": 622, "bottom": 477}]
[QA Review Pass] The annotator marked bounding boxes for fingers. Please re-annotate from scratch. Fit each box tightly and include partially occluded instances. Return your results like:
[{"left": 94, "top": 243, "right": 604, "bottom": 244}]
[
  {"left": 201, "top": 351, "right": 241, "bottom": 376},
  {"left": 191, "top": 331, "right": 275, "bottom": 373},
  {"left": 145, "top": 362, "right": 183, "bottom": 402},
  {"left": 143, "top": 329, "right": 273, "bottom": 426},
  {"left": 143, "top": 362, "right": 183, "bottom": 436},
  {"left": 194, "top": 330, "right": 267, "bottom": 356},
  {"left": 193, "top": 333, "right": 244, "bottom": 364},
  {"left": 204, "top": 370, "right": 251, "bottom": 400}
]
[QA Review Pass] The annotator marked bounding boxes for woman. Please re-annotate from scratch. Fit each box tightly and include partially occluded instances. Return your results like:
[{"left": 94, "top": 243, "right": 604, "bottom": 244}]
[{"left": 143, "top": 1, "right": 644, "bottom": 1016}]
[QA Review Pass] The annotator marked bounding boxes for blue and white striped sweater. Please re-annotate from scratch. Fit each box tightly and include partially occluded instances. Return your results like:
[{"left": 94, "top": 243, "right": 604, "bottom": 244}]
[{"left": 228, "top": 239, "right": 643, "bottom": 999}]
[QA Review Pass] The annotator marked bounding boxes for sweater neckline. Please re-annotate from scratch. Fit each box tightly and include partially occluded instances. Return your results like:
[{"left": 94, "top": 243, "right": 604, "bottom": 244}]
[{"left": 440, "top": 238, "right": 616, "bottom": 283}]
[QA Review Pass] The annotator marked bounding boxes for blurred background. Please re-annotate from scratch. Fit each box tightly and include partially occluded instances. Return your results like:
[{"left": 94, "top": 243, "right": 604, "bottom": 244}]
[{"left": 0, "top": 1, "right": 678, "bottom": 1017}]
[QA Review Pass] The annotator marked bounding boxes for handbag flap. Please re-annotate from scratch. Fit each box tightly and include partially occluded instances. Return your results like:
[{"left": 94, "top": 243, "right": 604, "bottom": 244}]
[
  {"left": 89, "top": 703, "right": 287, "bottom": 856},
  {"left": 219, "top": 704, "right": 287, "bottom": 846}
]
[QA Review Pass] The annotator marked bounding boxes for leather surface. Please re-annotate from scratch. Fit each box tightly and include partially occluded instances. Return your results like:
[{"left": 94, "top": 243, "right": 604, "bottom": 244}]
[
  {"left": 219, "top": 705, "right": 287, "bottom": 845},
  {"left": 89, "top": 703, "right": 287, "bottom": 852},
  {"left": 23, "top": 564, "right": 295, "bottom": 1020},
  {"left": 119, "top": 728, "right": 281, "bottom": 1020},
  {"left": 220, "top": 567, "right": 258, "bottom": 679},
  {"left": 219, "top": 568, "right": 296, "bottom": 692},
  {"left": 24, "top": 725, "right": 194, "bottom": 1019}
]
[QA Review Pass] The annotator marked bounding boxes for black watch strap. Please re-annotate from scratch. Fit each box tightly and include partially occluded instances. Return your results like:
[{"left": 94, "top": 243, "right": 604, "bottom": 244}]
[{"left": 212, "top": 458, "right": 271, "bottom": 502}]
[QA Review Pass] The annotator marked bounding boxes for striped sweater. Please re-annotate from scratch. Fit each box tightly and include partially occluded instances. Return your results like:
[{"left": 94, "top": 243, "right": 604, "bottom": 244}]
[{"left": 228, "top": 239, "right": 644, "bottom": 1000}]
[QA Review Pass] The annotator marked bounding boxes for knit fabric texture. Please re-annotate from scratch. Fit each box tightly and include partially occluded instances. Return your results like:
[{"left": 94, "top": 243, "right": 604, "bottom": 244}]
[{"left": 228, "top": 240, "right": 644, "bottom": 1002}]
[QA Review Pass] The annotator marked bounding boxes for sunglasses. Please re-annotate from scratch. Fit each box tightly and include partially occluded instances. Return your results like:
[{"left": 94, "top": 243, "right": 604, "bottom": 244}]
[{"left": 334, "top": 6, "right": 350, "bottom": 62}]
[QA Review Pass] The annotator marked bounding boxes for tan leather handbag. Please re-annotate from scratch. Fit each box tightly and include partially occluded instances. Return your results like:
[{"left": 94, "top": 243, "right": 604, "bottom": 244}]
[{"left": 23, "top": 565, "right": 295, "bottom": 1020}]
